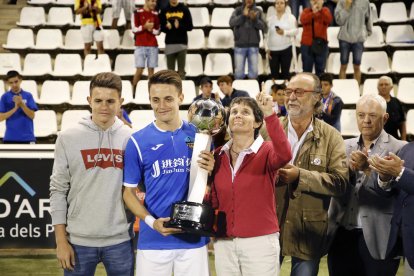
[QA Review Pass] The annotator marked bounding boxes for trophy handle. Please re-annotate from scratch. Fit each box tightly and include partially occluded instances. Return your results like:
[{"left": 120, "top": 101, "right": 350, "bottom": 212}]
[{"left": 188, "top": 132, "right": 212, "bottom": 203}]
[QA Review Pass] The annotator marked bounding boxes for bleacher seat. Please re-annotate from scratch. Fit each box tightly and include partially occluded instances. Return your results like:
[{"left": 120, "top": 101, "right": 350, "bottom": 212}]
[
  {"left": 27, "top": 0, "right": 53, "bottom": 5},
  {"left": 135, "top": 0, "right": 145, "bottom": 5},
  {"left": 113, "top": 54, "right": 135, "bottom": 77},
  {"left": 102, "top": 7, "right": 126, "bottom": 27},
  {"left": 121, "top": 80, "right": 134, "bottom": 105},
  {"left": 204, "top": 53, "right": 233, "bottom": 76},
  {"left": 22, "top": 53, "right": 52, "bottom": 77},
  {"left": 392, "top": 50, "right": 414, "bottom": 74},
  {"left": 327, "top": 27, "right": 340, "bottom": 49},
  {"left": 370, "top": 3, "right": 379, "bottom": 24},
  {"left": 189, "top": 7, "right": 210, "bottom": 27},
  {"left": 410, "top": 2, "right": 414, "bottom": 20},
  {"left": 397, "top": 78, "right": 414, "bottom": 104},
  {"left": 406, "top": 109, "right": 414, "bottom": 135},
  {"left": 120, "top": 30, "right": 134, "bottom": 50},
  {"left": 20, "top": 80, "right": 39, "bottom": 102},
  {"left": 38, "top": 80, "right": 70, "bottom": 105},
  {"left": 0, "top": 81, "right": 5, "bottom": 96},
  {"left": 182, "top": 80, "right": 197, "bottom": 105},
  {"left": 233, "top": 80, "right": 260, "bottom": 98},
  {"left": 82, "top": 54, "right": 112, "bottom": 77},
  {"left": 98, "top": 29, "right": 121, "bottom": 50},
  {"left": 17, "top": 7, "right": 46, "bottom": 27},
  {"left": 332, "top": 79, "right": 360, "bottom": 105},
  {"left": 70, "top": 81, "right": 90, "bottom": 106},
  {"left": 55, "top": 0, "right": 74, "bottom": 5},
  {"left": 129, "top": 110, "right": 155, "bottom": 131},
  {"left": 47, "top": 7, "right": 74, "bottom": 26},
  {"left": 34, "top": 110, "right": 58, "bottom": 138},
  {"left": 179, "top": 110, "right": 189, "bottom": 122},
  {"left": 385, "top": 25, "right": 414, "bottom": 47},
  {"left": 365, "top": 26, "right": 385, "bottom": 49},
  {"left": 134, "top": 80, "right": 150, "bottom": 105},
  {"left": 188, "top": 29, "right": 206, "bottom": 50},
  {"left": 186, "top": 0, "right": 210, "bottom": 5},
  {"left": 185, "top": 54, "right": 204, "bottom": 77},
  {"left": 213, "top": 0, "right": 238, "bottom": 4},
  {"left": 62, "top": 29, "right": 84, "bottom": 50},
  {"left": 2, "top": 28, "right": 34, "bottom": 50},
  {"left": 379, "top": 2, "right": 408, "bottom": 23},
  {"left": 211, "top": 8, "right": 234, "bottom": 28},
  {"left": 363, "top": 78, "right": 396, "bottom": 97},
  {"left": 53, "top": 54, "right": 83, "bottom": 77},
  {"left": 61, "top": 110, "right": 91, "bottom": 131},
  {"left": 340, "top": 109, "right": 359, "bottom": 137},
  {"left": 360, "top": 51, "right": 390, "bottom": 75},
  {"left": 34, "top": 29, "right": 63, "bottom": 50},
  {"left": 207, "top": 29, "right": 234, "bottom": 49},
  {"left": 156, "top": 32, "right": 166, "bottom": 51}
]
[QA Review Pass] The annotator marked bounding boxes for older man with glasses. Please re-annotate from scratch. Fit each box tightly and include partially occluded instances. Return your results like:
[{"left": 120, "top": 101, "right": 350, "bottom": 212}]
[{"left": 262, "top": 72, "right": 349, "bottom": 276}]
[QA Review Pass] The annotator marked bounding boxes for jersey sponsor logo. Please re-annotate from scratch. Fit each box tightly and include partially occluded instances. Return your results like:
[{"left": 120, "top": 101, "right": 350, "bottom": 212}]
[
  {"left": 151, "top": 144, "right": 164, "bottom": 151},
  {"left": 185, "top": 136, "right": 194, "bottom": 149},
  {"left": 151, "top": 157, "right": 191, "bottom": 178},
  {"left": 81, "top": 148, "right": 124, "bottom": 170}
]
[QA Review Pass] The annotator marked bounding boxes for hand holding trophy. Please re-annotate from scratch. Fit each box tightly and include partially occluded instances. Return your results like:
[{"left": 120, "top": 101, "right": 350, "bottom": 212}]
[{"left": 164, "top": 99, "right": 225, "bottom": 236}]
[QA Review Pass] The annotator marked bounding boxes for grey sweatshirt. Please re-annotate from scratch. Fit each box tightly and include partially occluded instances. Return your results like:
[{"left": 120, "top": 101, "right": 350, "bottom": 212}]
[
  {"left": 229, "top": 1, "right": 267, "bottom": 48},
  {"left": 335, "top": 0, "right": 372, "bottom": 43},
  {"left": 50, "top": 116, "right": 134, "bottom": 247}
]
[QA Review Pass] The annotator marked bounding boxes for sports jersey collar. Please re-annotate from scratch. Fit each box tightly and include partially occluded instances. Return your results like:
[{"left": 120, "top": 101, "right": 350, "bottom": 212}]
[{"left": 152, "top": 120, "right": 184, "bottom": 133}]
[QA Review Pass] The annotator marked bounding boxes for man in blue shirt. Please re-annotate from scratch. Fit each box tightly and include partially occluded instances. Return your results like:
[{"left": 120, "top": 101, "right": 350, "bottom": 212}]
[
  {"left": 123, "top": 69, "right": 214, "bottom": 276},
  {"left": 0, "top": 71, "right": 38, "bottom": 143}
]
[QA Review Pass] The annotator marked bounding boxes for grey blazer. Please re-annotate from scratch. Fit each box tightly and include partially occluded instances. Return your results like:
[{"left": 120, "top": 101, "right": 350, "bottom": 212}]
[{"left": 328, "top": 130, "right": 406, "bottom": 260}]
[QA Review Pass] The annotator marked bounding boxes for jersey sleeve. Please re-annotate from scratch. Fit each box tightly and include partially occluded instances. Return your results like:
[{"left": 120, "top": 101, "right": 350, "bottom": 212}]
[
  {"left": 26, "top": 94, "right": 38, "bottom": 111},
  {"left": 123, "top": 136, "right": 143, "bottom": 187}
]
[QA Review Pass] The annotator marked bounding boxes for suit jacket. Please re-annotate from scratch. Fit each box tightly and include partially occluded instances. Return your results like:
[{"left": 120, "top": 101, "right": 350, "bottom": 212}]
[
  {"left": 329, "top": 130, "right": 406, "bottom": 260},
  {"left": 384, "top": 142, "right": 414, "bottom": 268}
]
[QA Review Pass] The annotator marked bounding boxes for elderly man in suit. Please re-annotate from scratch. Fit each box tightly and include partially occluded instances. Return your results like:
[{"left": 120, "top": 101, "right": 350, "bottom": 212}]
[
  {"left": 369, "top": 141, "right": 414, "bottom": 276},
  {"left": 328, "top": 94, "right": 407, "bottom": 276}
]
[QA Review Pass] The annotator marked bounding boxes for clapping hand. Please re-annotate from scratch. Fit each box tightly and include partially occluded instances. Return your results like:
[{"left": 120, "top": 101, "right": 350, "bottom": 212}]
[
  {"left": 144, "top": 20, "right": 154, "bottom": 32},
  {"left": 368, "top": 152, "right": 404, "bottom": 181}
]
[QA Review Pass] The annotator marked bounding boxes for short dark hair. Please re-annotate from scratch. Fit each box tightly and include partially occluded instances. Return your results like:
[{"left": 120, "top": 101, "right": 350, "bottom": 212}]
[
  {"left": 148, "top": 70, "right": 182, "bottom": 94},
  {"left": 319, "top": 73, "right": 333, "bottom": 85},
  {"left": 271, "top": 83, "right": 286, "bottom": 93},
  {"left": 229, "top": 97, "right": 263, "bottom": 139},
  {"left": 6, "top": 70, "right": 22, "bottom": 81},
  {"left": 90, "top": 72, "right": 122, "bottom": 97},
  {"left": 217, "top": 75, "right": 233, "bottom": 85}
]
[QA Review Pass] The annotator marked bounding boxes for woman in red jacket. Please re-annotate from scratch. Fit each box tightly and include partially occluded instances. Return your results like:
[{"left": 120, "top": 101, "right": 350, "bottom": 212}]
[{"left": 210, "top": 91, "right": 292, "bottom": 276}]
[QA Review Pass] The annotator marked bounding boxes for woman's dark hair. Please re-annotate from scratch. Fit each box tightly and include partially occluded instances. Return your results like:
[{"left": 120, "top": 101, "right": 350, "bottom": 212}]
[{"left": 229, "top": 97, "right": 264, "bottom": 139}]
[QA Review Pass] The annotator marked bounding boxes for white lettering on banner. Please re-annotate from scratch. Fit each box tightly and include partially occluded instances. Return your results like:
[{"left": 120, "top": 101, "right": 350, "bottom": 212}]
[
  {"left": 10, "top": 223, "right": 41, "bottom": 238},
  {"left": 0, "top": 227, "right": 4, "bottom": 238},
  {"left": 16, "top": 199, "right": 36, "bottom": 218},
  {"left": 45, "top": 224, "right": 54, "bottom": 237},
  {"left": 38, "top": 199, "right": 50, "bottom": 219},
  {"left": 0, "top": 199, "right": 11, "bottom": 218}
]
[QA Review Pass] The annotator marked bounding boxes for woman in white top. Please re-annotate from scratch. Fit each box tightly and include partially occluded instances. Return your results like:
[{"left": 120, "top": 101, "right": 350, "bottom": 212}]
[{"left": 266, "top": 0, "right": 297, "bottom": 80}]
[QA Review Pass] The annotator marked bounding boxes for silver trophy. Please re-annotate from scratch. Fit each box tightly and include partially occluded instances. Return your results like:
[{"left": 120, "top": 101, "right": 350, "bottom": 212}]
[{"left": 164, "top": 99, "right": 225, "bottom": 236}]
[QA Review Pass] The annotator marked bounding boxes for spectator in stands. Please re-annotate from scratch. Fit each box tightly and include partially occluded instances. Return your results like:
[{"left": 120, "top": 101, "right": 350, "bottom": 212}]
[
  {"left": 132, "top": 0, "right": 160, "bottom": 87},
  {"left": 270, "top": 83, "right": 287, "bottom": 117},
  {"left": 111, "top": 0, "right": 133, "bottom": 29},
  {"left": 193, "top": 77, "right": 220, "bottom": 103},
  {"left": 50, "top": 72, "right": 134, "bottom": 275},
  {"left": 75, "top": 0, "right": 104, "bottom": 57},
  {"left": 300, "top": 0, "right": 332, "bottom": 77},
  {"left": 210, "top": 93, "right": 292, "bottom": 276},
  {"left": 324, "top": 0, "right": 338, "bottom": 26},
  {"left": 156, "top": 0, "right": 169, "bottom": 11},
  {"left": 217, "top": 75, "right": 250, "bottom": 109},
  {"left": 159, "top": 0, "right": 193, "bottom": 79},
  {"left": 377, "top": 76, "right": 407, "bottom": 141},
  {"left": 289, "top": 0, "right": 310, "bottom": 19},
  {"left": 328, "top": 94, "right": 405, "bottom": 276},
  {"left": 118, "top": 108, "right": 132, "bottom": 128},
  {"left": 266, "top": 0, "right": 298, "bottom": 81},
  {"left": 230, "top": 0, "right": 267, "bottom": 80},
  {"left": 263, "top": 72, "right": 348, "bottom": 276},
  {"left": 317, "top": 73, "right": 343, "bottom": 131},
  {"left": 335, "top": 0, "right": 372, "bottom": 85},
  {"left": 0, "top": 71, "right": 37, "bottom": 144}
]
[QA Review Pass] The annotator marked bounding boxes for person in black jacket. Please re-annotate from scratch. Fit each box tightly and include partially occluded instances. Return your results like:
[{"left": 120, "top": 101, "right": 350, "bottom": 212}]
[{"left": 159, "top": 0, "right": 193, "bottom": 79}]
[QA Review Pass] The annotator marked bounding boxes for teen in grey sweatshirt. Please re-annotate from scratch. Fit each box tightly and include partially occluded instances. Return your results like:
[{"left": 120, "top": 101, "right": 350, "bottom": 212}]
[{"left": 50, "top": 116, "right": 134, "bottom": 247}]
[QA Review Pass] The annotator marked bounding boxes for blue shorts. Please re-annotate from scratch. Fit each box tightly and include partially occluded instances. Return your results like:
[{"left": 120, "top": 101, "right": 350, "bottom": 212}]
[
  {"left": 339, "top": 40, "right": 364, "bottom": 65},
  {"left": 134, "top": 46, "right": 158, "bottom": 68}
]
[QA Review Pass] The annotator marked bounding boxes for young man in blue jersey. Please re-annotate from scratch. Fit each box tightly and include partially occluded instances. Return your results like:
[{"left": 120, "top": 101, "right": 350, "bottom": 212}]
[
  {"left": 123, "top": 69, "right": 214, "bottom": 276},
  {"left": 0, "top": 70, "right": 38, "bottom": 144}
]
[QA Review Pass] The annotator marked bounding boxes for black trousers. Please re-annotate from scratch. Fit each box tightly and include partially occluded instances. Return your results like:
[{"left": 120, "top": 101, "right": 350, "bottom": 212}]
[
  {"left": 328, "top": 227, "right": 400, "bottom": 276},
  {"left": 269, "top": 46, "right": 292, "bottom": 80}
]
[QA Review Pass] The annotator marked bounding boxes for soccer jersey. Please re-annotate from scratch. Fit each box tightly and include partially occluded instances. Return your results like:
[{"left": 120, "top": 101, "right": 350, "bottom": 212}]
[
  {"left": 123, "top": 121, "right": 209, "bottom": 250},
  {"left": 0, "top": 90, "right": 38, "bottom": 142}
]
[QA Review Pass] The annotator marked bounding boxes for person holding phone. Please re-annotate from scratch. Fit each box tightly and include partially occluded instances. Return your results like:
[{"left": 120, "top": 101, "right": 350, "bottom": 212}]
[{"left": 266, "top": 0, "right": 297, "bottom": 81}]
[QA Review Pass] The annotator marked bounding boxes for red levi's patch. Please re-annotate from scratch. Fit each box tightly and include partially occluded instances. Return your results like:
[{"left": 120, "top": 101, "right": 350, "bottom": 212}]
[{"left": 81, "top": 148, "right": 124, "bottom": 169}]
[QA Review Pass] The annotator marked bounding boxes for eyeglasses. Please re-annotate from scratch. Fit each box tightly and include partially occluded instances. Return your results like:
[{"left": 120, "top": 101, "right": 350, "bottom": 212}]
[{"left": 283, "top": 88, "right": 316, "bottom": 97}]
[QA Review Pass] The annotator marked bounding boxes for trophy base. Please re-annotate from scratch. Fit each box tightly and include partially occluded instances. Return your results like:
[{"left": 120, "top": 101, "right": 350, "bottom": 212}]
[{"left": 164, "top": 201, "right": 215, "bottom": 237}]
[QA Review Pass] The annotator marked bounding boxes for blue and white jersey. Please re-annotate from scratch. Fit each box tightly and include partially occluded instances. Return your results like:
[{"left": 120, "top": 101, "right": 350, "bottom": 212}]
[{"left": 123, "top": 120, "right": 209, "bottom": 250}]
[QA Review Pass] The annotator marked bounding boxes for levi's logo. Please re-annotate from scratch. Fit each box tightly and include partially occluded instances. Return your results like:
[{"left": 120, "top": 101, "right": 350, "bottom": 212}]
[{"left": 81, "top": 148, "right": 124, "bottom": 170}]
